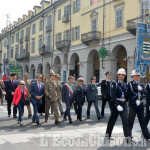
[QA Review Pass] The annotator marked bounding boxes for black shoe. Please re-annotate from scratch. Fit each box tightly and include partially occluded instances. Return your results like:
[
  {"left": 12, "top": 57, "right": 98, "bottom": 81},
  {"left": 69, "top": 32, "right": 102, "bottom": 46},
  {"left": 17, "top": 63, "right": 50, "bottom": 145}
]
[
  {"left": 69, "top": 120, "right": 73, "bottom": 124},
  {"left": 40, "top": 113, "right": 43, "bottom": 116},
  {"left": 61, "top": 112, "right": 64, "bottom": 116},
  {"left": 98, "top": 116, "right": 103, "bottom": 120},
  {"left": 101, "top": 115, "right": 106, "bottom": 118},
  {"left": 13, "top": 116, "right": 17, "bottom": 118},
  {"left": 28, "top": 114, "right": 32, "bottom": 118},
  {"left": 36, "top": 121, "right": 40, "bottom": 125},
  {"left": 77, "top": 118, "right": 82, "bottom": 122},
  {"left": 63, "top": 116, "right": 68, "bottom": 121},
  {"left": 55, "top": 120, "right": 61, "bottom": 124},
  {"left": 87, "top": 117, "right": 90, "bottom": 119},
  {"left": 8, "top": 115, "right": 10, "bottom": 117},
  {"left": 32, "top": 119, "right": 36, "bottom": 123},
  {"left": 105, "top": 133, "right": 114, "bottom": 140}
]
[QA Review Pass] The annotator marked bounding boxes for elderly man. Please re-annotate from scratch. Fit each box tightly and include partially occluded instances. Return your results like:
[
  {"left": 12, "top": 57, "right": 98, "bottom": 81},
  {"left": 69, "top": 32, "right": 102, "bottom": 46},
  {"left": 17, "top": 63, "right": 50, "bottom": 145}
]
[
  {"left": 44, "top": 71, "right": 60, "bottom": 124},
  {"left": 30, "top": 74, "right": 44, "bottom": 125}
]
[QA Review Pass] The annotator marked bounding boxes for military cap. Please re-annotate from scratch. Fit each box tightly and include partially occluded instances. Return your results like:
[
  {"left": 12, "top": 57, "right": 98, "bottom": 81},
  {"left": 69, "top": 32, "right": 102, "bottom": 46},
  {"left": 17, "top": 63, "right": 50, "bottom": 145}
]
[
  {"left": 10, "top": 73, "right": 16, "bottom": 76},
  {"left": 55, "top": 74, "right": 60, "bottom": 78},
  {"left": 78, "top": 77, "right": 84, "bottom": 82},
  {"left": 50, "top": 71, "right": 55, "bottom": 76},
  {"left": 36, "top": 74, "right": 42, "bottom": 78},
  {"left": 105, "top": 72, "right": 111, "bottom": 76},
  {"left": 90, "top": 76, "right": 96, "bottom": 80}
]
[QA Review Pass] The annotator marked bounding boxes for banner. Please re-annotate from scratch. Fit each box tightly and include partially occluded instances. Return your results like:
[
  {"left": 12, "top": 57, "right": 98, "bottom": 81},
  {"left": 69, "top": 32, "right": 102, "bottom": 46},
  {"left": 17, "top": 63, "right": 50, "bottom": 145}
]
[
  {"left": 9, "top": 63, "right": 21, "bottom": 73},
  {"left": 135, "top": 23, "right": 150, "bottom": 77}
]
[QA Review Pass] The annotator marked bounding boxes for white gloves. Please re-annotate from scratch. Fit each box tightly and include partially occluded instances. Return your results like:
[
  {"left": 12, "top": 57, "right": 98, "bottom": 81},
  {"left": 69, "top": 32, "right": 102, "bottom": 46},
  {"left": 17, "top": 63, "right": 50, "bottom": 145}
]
[
  {"left": 117, "top": 105, "right": 123, "bottom": 111},
  {"left": 136, "top": 100, "right": 140, "bottom": 106},
  {"left": 138, "top": 86, "right": 143, "bottom": 91}
]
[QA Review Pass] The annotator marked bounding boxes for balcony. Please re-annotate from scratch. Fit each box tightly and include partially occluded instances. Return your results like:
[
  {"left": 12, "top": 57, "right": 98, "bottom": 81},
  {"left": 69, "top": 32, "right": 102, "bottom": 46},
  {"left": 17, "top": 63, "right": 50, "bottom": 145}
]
[
  {"left": 46, "top": 24, "right": 52, "bottom": 33},
  {"left": 56, "top": 40, "right": 71, "bottom": 51},
  {"left": 15, "top": 52, "right": 29, "bottom": 61},
  {"left": 3, "top": 58, "right": 9, "bottom": 64},
  {"left": 62, "top": 15, "right": 70, "bottom": 23},
  {"left": 39, "top": 45, "right": 52, "bottom": 55},
  {"left": 126, "top": 15, "right": 145, "bottom": 35},
  {"left": 20, "top": 38, "right": 23, "bottom": 43},
  {"left": 81, "top": 31, "right": 101, "bottom": 46},
  {"left": 25, "top": 35, "right": 29, "bottom": 41}
]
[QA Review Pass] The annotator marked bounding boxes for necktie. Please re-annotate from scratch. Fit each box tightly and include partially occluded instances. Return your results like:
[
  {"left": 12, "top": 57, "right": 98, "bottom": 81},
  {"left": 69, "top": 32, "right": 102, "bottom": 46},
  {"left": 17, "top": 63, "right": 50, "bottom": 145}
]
[
  {"left": 38, "top": 83, "right": 40, "bottom": 91},
  {"left": 12, "top": 80, "right": 14, "bottom": 85}
]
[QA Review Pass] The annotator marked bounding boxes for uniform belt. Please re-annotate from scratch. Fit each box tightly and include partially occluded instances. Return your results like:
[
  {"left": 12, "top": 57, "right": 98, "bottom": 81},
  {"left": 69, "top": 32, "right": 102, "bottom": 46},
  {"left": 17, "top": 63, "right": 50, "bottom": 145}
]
[{"left": 117, "top": 98, "right": 126, "bottom": 102}]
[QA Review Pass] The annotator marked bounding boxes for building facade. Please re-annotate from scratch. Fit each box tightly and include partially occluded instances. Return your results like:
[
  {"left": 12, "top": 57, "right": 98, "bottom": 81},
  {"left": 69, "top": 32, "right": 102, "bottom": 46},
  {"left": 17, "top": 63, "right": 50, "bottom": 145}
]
[{"left": 0, "top": 0, "right": 149, "bottom": 84}]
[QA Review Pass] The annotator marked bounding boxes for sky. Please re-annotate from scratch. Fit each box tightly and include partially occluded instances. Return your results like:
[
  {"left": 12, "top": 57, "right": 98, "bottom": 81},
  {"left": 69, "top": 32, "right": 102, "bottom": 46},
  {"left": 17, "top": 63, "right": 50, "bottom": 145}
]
[{"left": 0, "top": 0, "right": 42, "bottom": 32}]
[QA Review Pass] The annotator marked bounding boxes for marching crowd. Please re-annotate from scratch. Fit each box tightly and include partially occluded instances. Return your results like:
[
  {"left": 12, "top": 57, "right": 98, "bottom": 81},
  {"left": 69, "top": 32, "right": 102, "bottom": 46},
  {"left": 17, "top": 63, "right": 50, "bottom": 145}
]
[{"left": 1, "top": 67, "right": 150, "bottom": 143}]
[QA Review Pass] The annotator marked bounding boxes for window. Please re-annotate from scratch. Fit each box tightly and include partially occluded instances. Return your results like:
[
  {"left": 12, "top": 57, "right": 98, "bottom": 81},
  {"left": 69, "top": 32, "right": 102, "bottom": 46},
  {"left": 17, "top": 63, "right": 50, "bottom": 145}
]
[
  {"left": 26, "top": 27, "right": 30, "bottom": 36},
  {"left": 16, "top": 33, "right": 19, "bottom": 42},
  {"left": 64, "top": 5, "right": 70, "bottom": 17},
  {"left": 115, "top": 8, "right": 123, "bottom": 29},
  {"left": 12, "top": 35, "right": 14, "bottom": 44},
  {"left": 38, "top": 38, "right": 43, "bottom": 49},
  {"left": 47, "top": 15, "right": 52, "bottom": 25},
  {"left": 20, "top": 44, "right": 23, "bottom": 55},
  {"left": 7, "top": 50, "right": 9, "bottom": 59},
  {"left": 39, "top": 20, "right": 43, "bottom": 31},
  {"left": 15, "top": 46, "right": 18, "bottom": 55},
  {"left": 32, "top": 23, "right": 36, "bottom": 34},
  {"left": 92, "top": 18, "right": 97, "bottom": 31},
  {"left": 25, "top": 43, "right": 28, "bottom": 52},
  {"left": 31, "top": 40, "right": 35, "bottom": 53},
  {"left": 47, "top": 35, "right": 51, "bottom": 47},
  {"left": 58, "top": 9, "right": 61, "bottom": 20},
  {"left": 75, "top": 26, "right": 80, "bottom": 40},
  {"left": 66, "top": 29, "right": 70, "bottom": 40},
  {"left": 11, "top": 48, "right": 13, "bottom": 58},
  {"left": 21, "top": 30, "right": 24, "bottom": 38},
  {"left": 73, "top": 0, "right": 80, "bottom": 13},
  {"left": 58, "top": 32, "right": 62, "bottom": 41}
]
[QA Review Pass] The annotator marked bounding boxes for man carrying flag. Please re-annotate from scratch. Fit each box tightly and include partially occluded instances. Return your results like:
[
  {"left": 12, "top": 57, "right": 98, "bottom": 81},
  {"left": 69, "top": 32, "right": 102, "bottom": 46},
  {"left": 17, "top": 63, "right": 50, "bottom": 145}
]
[{"left": 62, "top": 76, "right": 74, "bottom": 124}]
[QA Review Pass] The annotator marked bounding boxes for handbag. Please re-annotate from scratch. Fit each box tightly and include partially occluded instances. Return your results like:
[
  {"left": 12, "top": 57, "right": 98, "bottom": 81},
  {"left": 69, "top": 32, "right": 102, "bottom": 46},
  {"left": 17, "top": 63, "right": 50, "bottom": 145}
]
[{"left": 2, "top": 90, "right": 6, "bottom": 96}]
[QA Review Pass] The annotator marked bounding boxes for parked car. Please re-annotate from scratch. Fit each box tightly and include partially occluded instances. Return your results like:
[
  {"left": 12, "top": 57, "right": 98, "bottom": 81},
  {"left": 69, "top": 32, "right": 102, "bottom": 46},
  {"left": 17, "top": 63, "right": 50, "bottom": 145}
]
[{"left": 96, "top": 83, "right": 102, "bottom": 100}]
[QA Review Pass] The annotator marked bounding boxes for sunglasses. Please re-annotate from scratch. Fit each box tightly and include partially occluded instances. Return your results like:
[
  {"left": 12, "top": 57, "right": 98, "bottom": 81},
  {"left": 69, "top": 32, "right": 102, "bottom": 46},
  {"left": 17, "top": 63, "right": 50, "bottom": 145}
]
[{"left": 20, "top": 84, "right": 25, "bottom": 85}]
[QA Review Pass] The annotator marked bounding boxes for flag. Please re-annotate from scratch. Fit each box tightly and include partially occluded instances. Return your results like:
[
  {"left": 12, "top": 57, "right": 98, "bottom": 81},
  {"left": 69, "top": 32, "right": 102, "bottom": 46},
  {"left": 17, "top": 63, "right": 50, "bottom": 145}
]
[{"left": 3, "top": 62, "right": 7, "bottom": 82}]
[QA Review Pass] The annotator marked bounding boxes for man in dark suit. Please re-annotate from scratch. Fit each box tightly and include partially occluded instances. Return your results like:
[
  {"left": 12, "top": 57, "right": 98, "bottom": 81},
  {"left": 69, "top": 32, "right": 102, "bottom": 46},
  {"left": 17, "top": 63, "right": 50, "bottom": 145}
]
[
  {"left": 30, "top": 74, "right": 44, "bottom": 125},
  {"left": 5, "top": 73, "right": 18, "bottom": 118},
  {"left": 127, "top": 69, "right": 150, "bottom": 141},
  {"left": 62, "top": 76, "right": 74, "bottom": 124},
  {"left": 101, "top": 72, "right": 111, "bottom": 118}
]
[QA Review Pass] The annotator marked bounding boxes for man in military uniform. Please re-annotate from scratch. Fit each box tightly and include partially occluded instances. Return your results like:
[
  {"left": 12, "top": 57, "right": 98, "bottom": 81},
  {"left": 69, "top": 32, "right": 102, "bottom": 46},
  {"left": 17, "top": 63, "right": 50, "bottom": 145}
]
[
  {"left": 24, "top": 73, "right": 32, "bottom": 118},
  {"left": 101, "top": 72, "right": 111, "bottom": 118},
  {"left": 55, "top": 74, "right": 64, "bottom": 115},
  {"left": 73, "top": 77, "right": 86, "bottom": 122},
  {"left": 145, "top": 82, "right": 150, "bottom": 125},
  {"left": 44, "top": 71, "right": 60, "bottom": 124},
  {"left": 127, "top": 70, "right": 150, "bottom": 141},
  {"left": 86, "top": 76, "right": 102, "bottom": 120},
  {"left": 105, "top": 68, "right": 130, "bottom": 140}
]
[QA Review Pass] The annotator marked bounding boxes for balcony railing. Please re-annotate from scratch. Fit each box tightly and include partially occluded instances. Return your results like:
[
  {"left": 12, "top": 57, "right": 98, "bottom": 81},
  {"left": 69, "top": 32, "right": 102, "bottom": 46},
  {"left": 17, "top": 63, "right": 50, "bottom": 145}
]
[
  {"left": 81, "top": 31, "right": 101, "bottom": 46},
  {"left": 126, "top": 15, "right": 145, "bottom": 35},
  {"left": 15, "top": 52, "right": 29, "bottom": 61},
  {"left": 56, "top": 40, "right": 71, "bottom": 51},
  {"left": 20, "top": 38, "right": 23, "bottom": 43},
  {"left": 62, "top": 14, "right": 70, "bottom": 23},
  {"left": 25, "top": 35, "right": 29, "bottom": 41},
  {"left": 39, "top": 46, "right": 52, "bottom": 55},
  {"left": 3, "top": 58, "right": 9, "bottom": 64},
  {"left": 46, "top": 24, "right": 52, "bottom": 32}
]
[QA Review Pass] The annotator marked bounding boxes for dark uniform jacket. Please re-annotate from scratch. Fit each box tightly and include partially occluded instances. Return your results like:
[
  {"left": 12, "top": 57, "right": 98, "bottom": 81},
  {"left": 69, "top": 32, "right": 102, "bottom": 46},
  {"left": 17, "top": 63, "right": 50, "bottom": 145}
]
[
  {"left": 127, "top": 80, "right": 146, "bottom": 105},
  {"left": 146, "top": 83, "right": 150, "bottom": 106},
  {"left": 5, "top": 79, "right": 18, "bottom": 100},
  {"left": 73, "top": 85, "right": 86, "bottom": 103},
  {"left": 86, "top": 83, "right": 98, "bottom": 102},
  {"left": 110, "top": 80, "right": 127, "bottom": 107},
  {"left": 101, "top": 80, "right": 111, "bottom": 100}
]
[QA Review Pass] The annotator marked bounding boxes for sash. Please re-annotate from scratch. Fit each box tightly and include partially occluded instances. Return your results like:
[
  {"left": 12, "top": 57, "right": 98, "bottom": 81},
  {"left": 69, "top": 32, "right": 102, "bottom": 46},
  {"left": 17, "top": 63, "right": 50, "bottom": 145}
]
[{"left": 65, "top": 83, "right": 73, "bottom": 98}]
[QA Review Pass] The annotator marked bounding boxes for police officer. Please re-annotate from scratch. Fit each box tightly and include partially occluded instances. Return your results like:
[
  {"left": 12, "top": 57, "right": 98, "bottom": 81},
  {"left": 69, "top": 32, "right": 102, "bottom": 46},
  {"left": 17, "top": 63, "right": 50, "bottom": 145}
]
[
  {"left": 101, "top": 72, "right": 111, "bottom": 118},
  {"left": 87, "top": 76, "right": 102, "bottom": 120},
  {"left": 44, "top": 71, "right": 60, "bottom": 124},
  {"left": 73, "top": 77, "right": 86, "bottom": 122},
  {"left": 24, "top": 73, "right": 32, "bottom": 118},
  {"left": 127, "top": 70, "right": 150, "bottom": 141},
  {"left": 105, "top": 68, "right": 130, "bottom": 140},
  {"left": 145, "top": 82, "right": 150, "bottom": 125}
]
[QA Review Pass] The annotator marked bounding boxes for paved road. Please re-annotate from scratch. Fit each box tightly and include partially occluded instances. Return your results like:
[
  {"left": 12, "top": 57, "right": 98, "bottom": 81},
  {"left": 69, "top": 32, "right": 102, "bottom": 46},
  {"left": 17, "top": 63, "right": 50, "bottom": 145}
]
[{"left": 0, "top": 100, "right": 150, "bottom": 150}]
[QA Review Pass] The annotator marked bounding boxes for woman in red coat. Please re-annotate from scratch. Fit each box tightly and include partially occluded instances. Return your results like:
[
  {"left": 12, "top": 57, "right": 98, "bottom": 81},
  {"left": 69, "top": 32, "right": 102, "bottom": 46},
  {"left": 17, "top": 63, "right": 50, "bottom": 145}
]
[{"left": 13, "top": 80, "right": 27, "bottom": 126}]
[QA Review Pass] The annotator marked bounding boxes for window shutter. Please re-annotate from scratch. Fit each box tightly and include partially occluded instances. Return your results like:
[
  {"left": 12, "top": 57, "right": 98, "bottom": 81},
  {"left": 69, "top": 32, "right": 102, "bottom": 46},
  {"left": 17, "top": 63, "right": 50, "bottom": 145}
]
[
  {"left": 77, "top": 26, "right": 80, "bottom": 40},
  {"left": 90, "top": 0, "right": 93, "bottom": 5},
  {"left": 63, "top": 31, "right": 66, "bottom": 40},
  {"left": 73, "top": 1, "right": 76, "bottom": 14},
  {"left": 76, "top": 0, "right": 80, "bottom": 12}
]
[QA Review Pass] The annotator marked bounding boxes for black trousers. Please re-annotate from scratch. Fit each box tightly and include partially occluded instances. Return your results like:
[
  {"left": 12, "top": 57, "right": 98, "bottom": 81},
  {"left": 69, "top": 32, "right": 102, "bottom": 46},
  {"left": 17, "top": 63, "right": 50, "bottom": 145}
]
[
  {"left": 106, "top": 102, "right": 130, "bottom": 137},
  {"left": 145, "top": 105, "right": 150, "bottom": 125},
  {"left": 76, "top": 102, "right": 84, "bottom": 120},
  {"left": 101, "top": 98, "right": 110, "bottom": 116},
  {"left": 73, "top": 102, "right": 78, "bottom": 114},
  {"left": 128, "top": 103, "right": 150, "bottom": 139},
  {"left": 64, "top": 99, "right": 73, "bottom": 121},
  {"left": 7, "top": 99, "right": 17, "bottom": 116}
]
